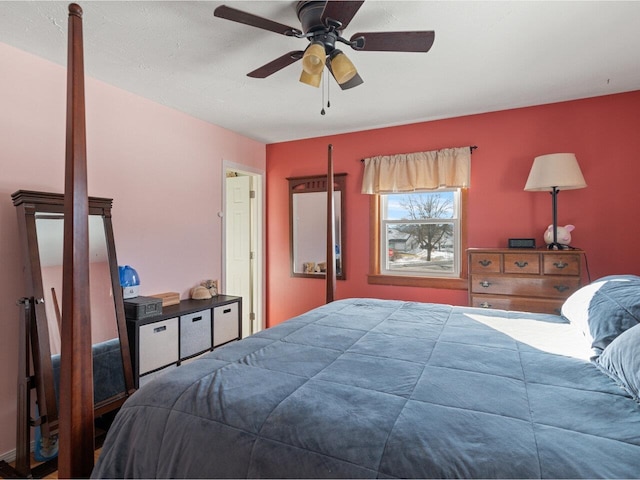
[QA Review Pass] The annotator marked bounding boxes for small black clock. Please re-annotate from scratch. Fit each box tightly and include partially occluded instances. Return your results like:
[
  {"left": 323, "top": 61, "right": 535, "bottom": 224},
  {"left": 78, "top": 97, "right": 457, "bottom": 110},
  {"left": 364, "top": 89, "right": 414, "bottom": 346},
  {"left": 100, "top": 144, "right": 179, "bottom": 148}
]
[{"left": 508, "top": 238, "right": 536, "bottom": 249}]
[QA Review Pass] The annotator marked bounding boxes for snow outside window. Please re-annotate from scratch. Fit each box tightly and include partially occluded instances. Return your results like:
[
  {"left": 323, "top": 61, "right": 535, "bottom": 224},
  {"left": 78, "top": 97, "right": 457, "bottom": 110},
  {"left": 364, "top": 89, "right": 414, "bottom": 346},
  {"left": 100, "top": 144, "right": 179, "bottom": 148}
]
[{"left": 379, "top": 189, "right": 461, "bottom": 278}]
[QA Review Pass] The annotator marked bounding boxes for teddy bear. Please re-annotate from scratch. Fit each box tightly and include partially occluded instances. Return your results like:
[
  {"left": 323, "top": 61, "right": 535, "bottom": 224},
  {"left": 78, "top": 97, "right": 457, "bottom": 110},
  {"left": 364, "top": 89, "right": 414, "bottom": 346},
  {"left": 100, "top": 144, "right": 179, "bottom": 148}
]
[
  {"left": 544, "top": 224, "right": 575, "bottom": 247},
  {"left": 190, "top": 279, "right": 218, "bottom": 300}
]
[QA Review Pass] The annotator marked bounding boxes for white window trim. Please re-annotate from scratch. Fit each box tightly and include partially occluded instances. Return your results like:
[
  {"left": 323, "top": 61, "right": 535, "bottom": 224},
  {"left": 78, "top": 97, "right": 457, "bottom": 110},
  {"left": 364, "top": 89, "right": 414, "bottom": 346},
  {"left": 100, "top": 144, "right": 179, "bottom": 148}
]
[{"left": 378, "top": 189, "right": 461, "bottom": 278}]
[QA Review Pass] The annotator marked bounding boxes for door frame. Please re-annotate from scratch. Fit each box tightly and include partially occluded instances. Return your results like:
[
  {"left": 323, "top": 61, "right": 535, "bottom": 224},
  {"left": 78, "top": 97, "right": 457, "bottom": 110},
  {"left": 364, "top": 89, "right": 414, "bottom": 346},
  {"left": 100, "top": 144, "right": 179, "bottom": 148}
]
[{"left": 222, "top": 160, "right": 265, "bottom": 336}]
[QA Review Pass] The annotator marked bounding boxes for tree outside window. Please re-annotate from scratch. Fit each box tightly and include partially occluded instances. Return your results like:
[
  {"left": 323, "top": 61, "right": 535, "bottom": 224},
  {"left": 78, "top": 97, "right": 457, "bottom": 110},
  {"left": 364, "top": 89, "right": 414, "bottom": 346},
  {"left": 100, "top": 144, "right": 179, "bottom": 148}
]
[{"left": 380, "top": 189, "right": 461, "bottom": 277}]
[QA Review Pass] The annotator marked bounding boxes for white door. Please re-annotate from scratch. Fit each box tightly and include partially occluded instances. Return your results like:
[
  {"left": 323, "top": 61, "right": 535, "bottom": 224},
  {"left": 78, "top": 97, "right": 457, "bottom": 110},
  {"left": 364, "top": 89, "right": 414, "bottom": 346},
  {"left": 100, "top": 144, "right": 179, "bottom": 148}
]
[{"left": 225, "top": 175, "right": 252, "bottom": 337}]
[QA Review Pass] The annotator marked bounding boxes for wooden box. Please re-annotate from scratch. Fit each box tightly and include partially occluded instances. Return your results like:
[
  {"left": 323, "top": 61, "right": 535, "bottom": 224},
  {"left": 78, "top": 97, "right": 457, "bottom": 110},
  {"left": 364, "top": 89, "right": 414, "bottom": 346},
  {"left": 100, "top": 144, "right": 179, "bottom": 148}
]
[{"left": 149, "top": 292, "right": 180, "bottom": 307}]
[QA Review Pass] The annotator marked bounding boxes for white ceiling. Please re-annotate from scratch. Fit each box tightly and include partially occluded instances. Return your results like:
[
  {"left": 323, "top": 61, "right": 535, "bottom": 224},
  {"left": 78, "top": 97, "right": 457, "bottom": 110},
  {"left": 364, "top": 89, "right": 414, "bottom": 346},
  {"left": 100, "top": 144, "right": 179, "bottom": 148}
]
[{"left": 1, "top": 1, "right": 639, "bottom": 144}]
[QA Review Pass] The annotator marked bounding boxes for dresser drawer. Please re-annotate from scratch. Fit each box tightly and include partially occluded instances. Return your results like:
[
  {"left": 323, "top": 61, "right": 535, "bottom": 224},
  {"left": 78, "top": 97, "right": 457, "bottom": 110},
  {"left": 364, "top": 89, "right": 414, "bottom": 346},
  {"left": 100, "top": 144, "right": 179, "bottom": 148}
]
[
  {"left": 180, "top": 309, "right": 212, "bottom": 359},
  {"left": 470, "top": 295, "right": 564, "bottom": 315},
  {"left": 543, "top": 253, "right": 581, "bottom": 275},
  {"left": 139, "top": 317, "right": 179, "bottom": 375},
  {"left": 467, "top": 248, "right": 583, "bottom": 315},
  {"left": 470, "top": 274, "right": 581, "bottom": 299},
  {"left": 213, "top": 302, "right": 239, "bottom": 347},
  {"left": 469, "top": 253, "right": 502, "bottom": 273},
  {"left": 503, "top": 253, "right": 540, "bottom": 274}
]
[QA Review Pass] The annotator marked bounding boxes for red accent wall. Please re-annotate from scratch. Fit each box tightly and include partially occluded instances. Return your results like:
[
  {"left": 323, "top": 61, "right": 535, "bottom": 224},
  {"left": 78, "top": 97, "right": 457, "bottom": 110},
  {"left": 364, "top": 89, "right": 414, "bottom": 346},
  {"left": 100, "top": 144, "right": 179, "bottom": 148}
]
[{"left": 266, "top": 91, "right": 640, "bottom": 326}]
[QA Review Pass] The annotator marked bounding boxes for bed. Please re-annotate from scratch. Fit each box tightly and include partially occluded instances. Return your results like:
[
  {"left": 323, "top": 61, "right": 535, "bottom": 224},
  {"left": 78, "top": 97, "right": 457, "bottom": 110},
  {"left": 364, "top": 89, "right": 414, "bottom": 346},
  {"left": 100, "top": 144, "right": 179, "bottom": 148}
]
[
  {"left": 48, "top": 5, "right": 639, "bottom": 478},
  {"left": 93, "top": 275, "right": 640, "bottom": 479}
]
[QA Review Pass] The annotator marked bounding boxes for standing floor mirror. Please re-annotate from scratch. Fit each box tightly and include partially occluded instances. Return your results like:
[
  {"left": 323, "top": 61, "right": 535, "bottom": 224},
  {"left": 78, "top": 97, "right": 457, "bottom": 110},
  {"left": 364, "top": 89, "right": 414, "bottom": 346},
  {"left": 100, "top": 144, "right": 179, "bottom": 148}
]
[{"left": 9, "top": 190, "right": 135, "bottom": 476}]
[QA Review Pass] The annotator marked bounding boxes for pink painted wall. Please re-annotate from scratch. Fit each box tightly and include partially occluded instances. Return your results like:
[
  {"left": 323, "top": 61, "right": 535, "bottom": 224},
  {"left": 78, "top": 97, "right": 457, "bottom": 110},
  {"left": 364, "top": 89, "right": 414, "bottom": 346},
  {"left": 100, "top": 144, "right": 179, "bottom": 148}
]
[
  {"left": 266, "top": 91, "right": 640, "bottom": 326},
  {"left": 0, "top": 42, "right": 265, "bottom": 458}
]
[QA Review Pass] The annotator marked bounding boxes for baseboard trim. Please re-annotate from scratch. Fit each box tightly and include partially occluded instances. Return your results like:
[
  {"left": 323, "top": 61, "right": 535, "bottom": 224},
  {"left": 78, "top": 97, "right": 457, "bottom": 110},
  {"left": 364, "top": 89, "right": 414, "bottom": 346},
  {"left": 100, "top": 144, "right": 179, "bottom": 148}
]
[
  {"left": 0, "top": 442, "right": 58, "bottom": 479},
  {"left": 0, "top": 441, "right": 34, "bottom": 464}
]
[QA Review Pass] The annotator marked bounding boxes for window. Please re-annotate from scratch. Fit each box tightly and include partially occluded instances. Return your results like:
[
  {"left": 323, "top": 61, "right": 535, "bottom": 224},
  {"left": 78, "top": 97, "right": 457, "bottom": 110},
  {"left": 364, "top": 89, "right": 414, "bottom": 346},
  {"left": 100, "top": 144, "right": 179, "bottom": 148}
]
[
  {"left": 382, "top": 189, "right": 460, "bottom": 276},
  {"left": 368, "top": 188, "right": 468, "bottom": 289}
]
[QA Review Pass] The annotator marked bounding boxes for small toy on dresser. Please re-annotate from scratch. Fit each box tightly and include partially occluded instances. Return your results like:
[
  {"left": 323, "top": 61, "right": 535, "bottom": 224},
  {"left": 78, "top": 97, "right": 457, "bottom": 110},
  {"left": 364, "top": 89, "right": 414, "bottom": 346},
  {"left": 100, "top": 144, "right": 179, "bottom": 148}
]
[
  {"left": 201, "top": 279, "right": 218, "bottom": 296},
  {"left": 190, "top": 279, "right": 218, "bottom": 300},
  {"left": 544, "top": 224, "right": 574, "bottom": 249}
]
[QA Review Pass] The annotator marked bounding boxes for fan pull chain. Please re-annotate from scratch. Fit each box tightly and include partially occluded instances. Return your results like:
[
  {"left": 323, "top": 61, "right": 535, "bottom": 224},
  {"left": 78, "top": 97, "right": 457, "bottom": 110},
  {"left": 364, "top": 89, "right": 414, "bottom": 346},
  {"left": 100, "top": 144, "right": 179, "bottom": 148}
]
[
  {"left": 327, "top": 69, "right": 331, "bottom": 109},
  {"left": 321, "top": 69, "right": 330, "bottom": 116},
  {"left": 321, "top": 77, "right": 325, "bottom": 115}
]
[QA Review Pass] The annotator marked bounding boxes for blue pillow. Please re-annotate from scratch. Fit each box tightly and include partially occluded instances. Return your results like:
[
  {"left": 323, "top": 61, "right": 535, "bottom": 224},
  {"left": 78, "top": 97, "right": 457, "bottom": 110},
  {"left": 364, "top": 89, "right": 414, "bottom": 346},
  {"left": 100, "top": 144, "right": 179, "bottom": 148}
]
[
  {"left": 596, "top": 323, "right": 640, "bottom": 402},
  {"left": 561, "top": 275, "right": 640, "bottom": 358}
]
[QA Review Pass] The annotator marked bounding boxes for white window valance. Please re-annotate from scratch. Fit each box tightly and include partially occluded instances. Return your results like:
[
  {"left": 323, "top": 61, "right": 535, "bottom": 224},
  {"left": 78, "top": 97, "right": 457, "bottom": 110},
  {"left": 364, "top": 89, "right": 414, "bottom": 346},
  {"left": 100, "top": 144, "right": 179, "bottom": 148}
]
[{"left": 361, "top": 146, "right": 471, "bottom": 194}]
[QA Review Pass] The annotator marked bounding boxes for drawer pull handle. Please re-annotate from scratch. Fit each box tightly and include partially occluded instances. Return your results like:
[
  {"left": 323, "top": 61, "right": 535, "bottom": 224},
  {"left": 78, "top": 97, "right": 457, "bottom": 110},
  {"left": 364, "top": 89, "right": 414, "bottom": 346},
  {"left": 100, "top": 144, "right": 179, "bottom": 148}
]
[
  {"left": 192, "top": 316, "right": 203, "bottom": 323},
  {"left": 480, "top": 302, "right": 492, "bottom": 308},
  {"left": 480, "top": 280, "right": 491, "bottom": 288},
  {"left": 554, "top": 284, "right": 570, "bottom": 293},
  {"left": 479, "top": 260, "right": 492, "bottom": 267},
  {"left": 223, "top": 308, "right": 231, "bottom": 314},
  {"left": 553, "top": 261, "right": 568, "bottom": 269},
  {"left": 514, "top": 261, "right": 529, "bottom": 268},
  {"left": 153, "top": 326, "right": 167, "bottom": 334}
]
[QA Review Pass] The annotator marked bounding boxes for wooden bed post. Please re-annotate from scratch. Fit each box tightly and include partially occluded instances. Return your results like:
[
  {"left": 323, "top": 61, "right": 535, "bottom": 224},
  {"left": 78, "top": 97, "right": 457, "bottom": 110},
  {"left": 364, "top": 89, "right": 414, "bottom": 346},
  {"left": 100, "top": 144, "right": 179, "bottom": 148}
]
[
  {"left": 326, "top": 144, "right": 336, "bottom": 303},
  {"left": 58, "top": 3, "right": 95, "bottom": 477}
]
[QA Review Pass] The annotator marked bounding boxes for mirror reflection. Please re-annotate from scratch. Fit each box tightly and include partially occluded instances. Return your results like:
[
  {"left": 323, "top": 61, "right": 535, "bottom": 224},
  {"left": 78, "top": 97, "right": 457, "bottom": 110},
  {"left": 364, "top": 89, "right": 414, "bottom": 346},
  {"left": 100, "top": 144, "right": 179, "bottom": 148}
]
[
  {"left": 36, "top": 213, "right": 119, "bottom": 354},
  {"left": 289, "top": 173, "right": 346, "bottom": 279},
  {"left": 292, "top": 192, "right": 342, "bottom": 275}
]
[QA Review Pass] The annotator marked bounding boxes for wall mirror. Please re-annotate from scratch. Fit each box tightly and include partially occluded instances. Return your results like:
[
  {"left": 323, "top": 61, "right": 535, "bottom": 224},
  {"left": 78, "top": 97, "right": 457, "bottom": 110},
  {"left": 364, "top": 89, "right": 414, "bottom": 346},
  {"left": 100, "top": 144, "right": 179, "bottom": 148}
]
[
  {"left": 12, "top": 190, "right": 135, "bottom": 435},
  {"left": 288, "top": 173, "right": 346, "bottom": 279}
]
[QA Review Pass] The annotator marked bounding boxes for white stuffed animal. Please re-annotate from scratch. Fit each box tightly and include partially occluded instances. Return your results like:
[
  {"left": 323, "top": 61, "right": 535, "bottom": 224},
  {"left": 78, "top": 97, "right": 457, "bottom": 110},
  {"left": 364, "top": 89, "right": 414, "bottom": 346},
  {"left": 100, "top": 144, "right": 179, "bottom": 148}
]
[{"left": 544, "top": 224, "right": 574, "bottom": 246}]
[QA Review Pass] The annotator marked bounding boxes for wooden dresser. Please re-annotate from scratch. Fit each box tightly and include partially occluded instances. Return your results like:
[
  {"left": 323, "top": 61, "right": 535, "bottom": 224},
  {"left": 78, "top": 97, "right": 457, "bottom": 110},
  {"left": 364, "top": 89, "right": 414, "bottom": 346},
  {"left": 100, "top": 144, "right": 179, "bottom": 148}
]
[{"left": 467, "top": 248, "right": 585, "bottom": 315}]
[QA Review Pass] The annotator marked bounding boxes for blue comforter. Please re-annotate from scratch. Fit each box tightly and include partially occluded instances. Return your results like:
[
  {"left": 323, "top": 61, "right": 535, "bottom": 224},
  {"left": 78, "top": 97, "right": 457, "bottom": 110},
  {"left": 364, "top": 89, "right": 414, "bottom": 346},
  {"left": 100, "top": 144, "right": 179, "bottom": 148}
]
[{"left": 92, "top": 299, "right": 640, "bottom": 478}]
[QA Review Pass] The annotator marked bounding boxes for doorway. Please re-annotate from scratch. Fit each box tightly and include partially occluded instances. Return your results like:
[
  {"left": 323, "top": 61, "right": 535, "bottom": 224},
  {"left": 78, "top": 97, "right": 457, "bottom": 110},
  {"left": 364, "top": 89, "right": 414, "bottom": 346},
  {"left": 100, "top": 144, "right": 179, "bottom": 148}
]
[{"left": 223, "top": 163, "right": 264, "bottom": 337}]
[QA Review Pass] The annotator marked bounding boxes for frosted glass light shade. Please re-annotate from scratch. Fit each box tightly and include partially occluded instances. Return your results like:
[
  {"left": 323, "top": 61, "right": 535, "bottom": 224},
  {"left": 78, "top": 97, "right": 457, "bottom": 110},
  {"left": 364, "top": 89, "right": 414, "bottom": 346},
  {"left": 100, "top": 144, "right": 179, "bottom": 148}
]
[
  {"left": 330, "top": 51, "right": 357, "bottom": 85},
  {"left": 299, "top": 70, "right": 322, "bottom": 88},
  {"left": 524, "top": 153, "right": 587, "bottom": 191},
  {"left": 302, "top": 42, "right": 326, "bottom": 75}
]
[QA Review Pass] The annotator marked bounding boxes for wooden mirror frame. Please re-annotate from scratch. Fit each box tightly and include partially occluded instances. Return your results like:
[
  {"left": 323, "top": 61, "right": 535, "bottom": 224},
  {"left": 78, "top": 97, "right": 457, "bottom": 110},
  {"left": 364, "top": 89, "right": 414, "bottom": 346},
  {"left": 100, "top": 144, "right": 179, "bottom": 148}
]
[
  {"left": 288, "top": 173, "right": 346, "bottom": 280},
  {"left": 12, "top": 190, "right": 135, "bottom": 433}
]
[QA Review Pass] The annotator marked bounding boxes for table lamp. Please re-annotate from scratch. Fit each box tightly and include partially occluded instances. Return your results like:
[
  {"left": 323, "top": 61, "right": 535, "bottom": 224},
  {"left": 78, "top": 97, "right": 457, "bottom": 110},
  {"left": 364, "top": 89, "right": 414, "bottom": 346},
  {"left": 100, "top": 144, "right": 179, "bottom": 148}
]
[{"left": 524, "top": 153, "right": 586, "bottom": 250}]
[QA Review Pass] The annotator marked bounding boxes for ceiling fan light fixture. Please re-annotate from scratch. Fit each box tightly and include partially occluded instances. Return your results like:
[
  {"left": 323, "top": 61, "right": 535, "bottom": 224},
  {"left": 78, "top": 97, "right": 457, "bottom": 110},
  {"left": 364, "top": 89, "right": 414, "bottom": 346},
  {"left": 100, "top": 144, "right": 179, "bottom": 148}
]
[
  {"left": 330, "top": 50, "right": 357, "bottom": 85},
  {"left": 299, "top": 70, "right": 322, "bottom": 88},
  {"left": 214, "top": 3, "right": 436, "bottom": 87},
  {"left": 302, "top": 41, "right": 326, "bottom": 75}
]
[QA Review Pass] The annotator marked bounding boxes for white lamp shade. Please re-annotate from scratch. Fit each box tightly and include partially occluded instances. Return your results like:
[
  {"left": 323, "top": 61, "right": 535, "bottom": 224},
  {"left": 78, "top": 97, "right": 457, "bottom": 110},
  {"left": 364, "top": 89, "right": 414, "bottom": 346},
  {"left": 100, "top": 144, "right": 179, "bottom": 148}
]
[{"left": 524, "top": 153, "right": 587, "bottom": 191}]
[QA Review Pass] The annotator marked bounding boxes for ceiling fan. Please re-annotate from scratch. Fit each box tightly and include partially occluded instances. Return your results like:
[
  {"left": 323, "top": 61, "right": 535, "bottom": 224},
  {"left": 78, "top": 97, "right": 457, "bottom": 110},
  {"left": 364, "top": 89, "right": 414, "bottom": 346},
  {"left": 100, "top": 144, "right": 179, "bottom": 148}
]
[{"left": 213, "top": 1, "right": 435, "bottom": 90}]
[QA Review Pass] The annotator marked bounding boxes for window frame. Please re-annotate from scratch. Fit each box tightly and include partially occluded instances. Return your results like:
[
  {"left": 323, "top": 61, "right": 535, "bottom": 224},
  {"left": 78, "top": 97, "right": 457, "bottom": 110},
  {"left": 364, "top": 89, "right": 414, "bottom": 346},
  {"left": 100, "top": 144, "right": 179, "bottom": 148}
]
[{"left": 368, "top": 188, "right": 468, "bottom": 289}]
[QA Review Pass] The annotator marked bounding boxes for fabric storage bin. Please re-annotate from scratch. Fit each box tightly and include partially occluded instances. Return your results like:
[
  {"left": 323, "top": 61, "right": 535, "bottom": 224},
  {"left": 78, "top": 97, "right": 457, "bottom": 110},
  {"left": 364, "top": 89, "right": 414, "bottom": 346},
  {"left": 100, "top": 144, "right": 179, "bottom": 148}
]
[
  {"left": 138, "top": 317, "right": 179, "bottom": 374},
  {"left": 213, "top": 302, "right": 239, "bottom": 347},
  {"left": 180, "top": 309, "right": 212, "bottom": 358}
]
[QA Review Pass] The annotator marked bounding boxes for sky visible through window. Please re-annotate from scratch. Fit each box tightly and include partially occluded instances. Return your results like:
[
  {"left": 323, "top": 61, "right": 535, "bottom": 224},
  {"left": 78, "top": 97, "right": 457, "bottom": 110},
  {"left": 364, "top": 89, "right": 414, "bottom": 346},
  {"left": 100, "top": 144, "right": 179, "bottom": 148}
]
[{"left": 385, "top": 191, "right": 455, "bottom": 220}]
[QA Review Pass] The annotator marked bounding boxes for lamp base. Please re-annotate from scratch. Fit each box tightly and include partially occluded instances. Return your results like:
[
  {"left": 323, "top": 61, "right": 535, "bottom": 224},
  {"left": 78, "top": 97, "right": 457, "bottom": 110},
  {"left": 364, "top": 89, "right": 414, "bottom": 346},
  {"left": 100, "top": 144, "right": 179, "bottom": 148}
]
[{"left": 547, "top": 242, "right": 570, "bottom": 250}]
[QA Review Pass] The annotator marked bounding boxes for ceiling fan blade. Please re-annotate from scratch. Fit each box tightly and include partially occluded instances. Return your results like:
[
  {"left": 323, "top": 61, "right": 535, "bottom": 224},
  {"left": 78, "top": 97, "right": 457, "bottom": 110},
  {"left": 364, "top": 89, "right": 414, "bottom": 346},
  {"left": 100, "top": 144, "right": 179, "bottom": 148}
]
[
  {"left": 350, "top": 31, "right": 435, "bottom": 52},
  {"left": 247, "top": 51, "right": 304, "bottom": 78},
  {"left": 321, "top": 1, "right": 365, "bottom": 29},
  {"left": 214, "top": 5, "right": 302, "bottom": 36}
]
